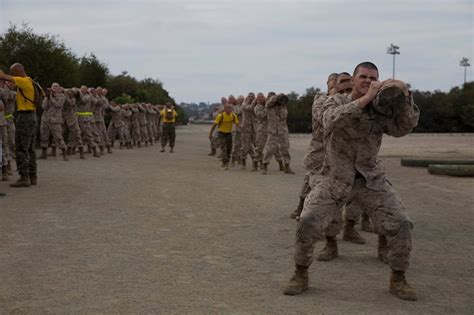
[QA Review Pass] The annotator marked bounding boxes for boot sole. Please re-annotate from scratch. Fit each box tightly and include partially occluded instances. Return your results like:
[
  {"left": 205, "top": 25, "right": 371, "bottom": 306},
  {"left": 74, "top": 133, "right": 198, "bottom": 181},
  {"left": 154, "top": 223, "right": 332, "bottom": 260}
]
[{"left": 389, "top": 288, "right": 418, "bottom": 301}]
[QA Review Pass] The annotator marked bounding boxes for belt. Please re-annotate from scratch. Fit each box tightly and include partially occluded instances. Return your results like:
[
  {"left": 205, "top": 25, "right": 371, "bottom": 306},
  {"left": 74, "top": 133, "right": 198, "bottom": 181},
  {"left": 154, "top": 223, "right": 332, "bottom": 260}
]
[
  {"left": 163, "top": 122, "right": 175, "bottom": 125},
  {"left": 17, "top": 110, "right": 35, "bottom": 114},
  {"left": 76, "top": 112, "right": 93, "bottom": 117},
  {"left": 5, "top": 114, "right": 13, "bottom": 120}
]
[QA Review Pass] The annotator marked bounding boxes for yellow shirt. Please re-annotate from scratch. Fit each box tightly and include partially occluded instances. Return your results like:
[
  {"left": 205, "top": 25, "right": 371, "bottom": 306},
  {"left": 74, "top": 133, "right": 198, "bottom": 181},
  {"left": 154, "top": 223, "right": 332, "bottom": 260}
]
[
  {"left": 160, "top": 108, "right": 178, "bottom": 123},
  {"left": 14, "top": 76, "right": 35, "bottom": 111},
  {"left": 215, "top": 112, "right": 239, "bottom": 133}
]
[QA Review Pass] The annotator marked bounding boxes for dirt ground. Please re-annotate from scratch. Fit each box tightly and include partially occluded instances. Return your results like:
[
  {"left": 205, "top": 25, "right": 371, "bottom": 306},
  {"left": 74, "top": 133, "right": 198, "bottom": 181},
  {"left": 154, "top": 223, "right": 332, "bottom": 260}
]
[{"left": 1, "top": 125, "right": 473, "bottom": 314}]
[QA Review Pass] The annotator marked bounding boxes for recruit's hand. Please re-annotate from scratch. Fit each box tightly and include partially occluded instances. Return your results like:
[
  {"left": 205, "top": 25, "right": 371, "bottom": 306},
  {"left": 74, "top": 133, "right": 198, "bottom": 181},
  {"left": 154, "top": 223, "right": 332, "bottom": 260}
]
[{"left": 358, "top": 80, "right": 385, "bottom": 109}]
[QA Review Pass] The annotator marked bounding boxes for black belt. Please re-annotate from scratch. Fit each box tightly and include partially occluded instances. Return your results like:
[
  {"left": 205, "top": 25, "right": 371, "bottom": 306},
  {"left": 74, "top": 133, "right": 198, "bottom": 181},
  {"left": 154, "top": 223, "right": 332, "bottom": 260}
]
[{"left": 17, "top": 110, "right": 35, "bottom": 114}]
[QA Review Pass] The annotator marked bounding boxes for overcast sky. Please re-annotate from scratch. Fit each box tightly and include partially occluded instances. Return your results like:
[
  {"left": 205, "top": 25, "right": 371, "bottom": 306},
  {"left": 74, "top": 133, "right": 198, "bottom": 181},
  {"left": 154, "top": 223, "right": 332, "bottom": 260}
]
[{"left": 1, "top": 0, "right": 472, "bottom": 103}]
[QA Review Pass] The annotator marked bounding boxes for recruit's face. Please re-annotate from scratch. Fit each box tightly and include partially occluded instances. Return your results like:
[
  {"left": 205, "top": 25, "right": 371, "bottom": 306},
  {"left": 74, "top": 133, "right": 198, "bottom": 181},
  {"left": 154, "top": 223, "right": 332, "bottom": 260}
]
[
  {"left": 337, "top": 74, "right": 352, "bottom": 94},
  {"left": 352, "top": 67, "right": 379, "bottom": 96}
]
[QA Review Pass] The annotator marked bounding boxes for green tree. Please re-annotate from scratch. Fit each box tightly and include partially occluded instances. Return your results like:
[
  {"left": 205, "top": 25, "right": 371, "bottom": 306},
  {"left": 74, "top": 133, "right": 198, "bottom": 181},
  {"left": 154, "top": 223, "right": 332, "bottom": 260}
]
[
  {"left": 78, "top": 53, "right": 108, "bottom": 87},
  {"left": 0, "top": 23, "right": 79, "bottom": 87}
]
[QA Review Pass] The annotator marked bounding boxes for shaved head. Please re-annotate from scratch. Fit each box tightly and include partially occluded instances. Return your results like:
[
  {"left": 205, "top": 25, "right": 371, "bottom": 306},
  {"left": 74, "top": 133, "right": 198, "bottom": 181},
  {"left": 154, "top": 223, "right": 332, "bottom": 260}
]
[{"left": 10, "top": 63, "right": 26, "bottom": 77}]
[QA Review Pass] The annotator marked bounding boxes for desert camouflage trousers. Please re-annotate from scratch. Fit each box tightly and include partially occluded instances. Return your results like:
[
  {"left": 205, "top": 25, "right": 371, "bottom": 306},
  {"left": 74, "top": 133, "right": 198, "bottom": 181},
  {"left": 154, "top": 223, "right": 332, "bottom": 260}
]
[
  {"left": 108, "top": 123, "right": 125, "bottom": 143},
  {"left": 40, "top": 121, "right": 66, "bottom": 149},
  {"left": 255, "top": 130, "right": 282, "bottom": 164},
  {"left": 240, "top": 131, "right": 256, "bottom": 160},
  {"left": 263, "top": 132, "right": 290, "bottom": 164},
  {"left": 78, "top": 118, "right": 97, "bottom": 149},
  {"left": 64, "top": 119, "right": 82, "bottom": 148},
  {"left": 0, "top": 125, "right": 9, "bottom": 165},
  {"left": 295, "top": 176, "right": 413, "bottom": 272},
  {"left": 231, "top": 130, "right": 241, "bottom": 160}
]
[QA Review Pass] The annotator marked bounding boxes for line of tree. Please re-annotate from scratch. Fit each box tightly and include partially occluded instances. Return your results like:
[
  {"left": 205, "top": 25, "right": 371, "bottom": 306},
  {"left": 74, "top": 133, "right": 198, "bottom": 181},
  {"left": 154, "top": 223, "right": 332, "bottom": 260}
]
[
  {"left": 285, "top": 83, "right": 473, "bottom": 133},
  {"left": 0, "top": 24, "right": 188, "bottom": 124}
]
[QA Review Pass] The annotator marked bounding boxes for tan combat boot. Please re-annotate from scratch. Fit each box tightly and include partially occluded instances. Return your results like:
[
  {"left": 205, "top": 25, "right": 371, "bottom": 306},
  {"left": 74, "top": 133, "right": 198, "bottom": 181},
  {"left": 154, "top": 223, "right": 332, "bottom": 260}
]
[
  {"left": 160, "top": 146, "right": 165, "bottom": 152},
  {"left": 361, "top": 213, "right": 374, "bottom": 232},
  {"left": 107, "top": 145, "right": 112, "bottom": 153},
  {"left": 169, "top": 147, "right": 174, "bottom": 153},
  {"left": 377, "top": 235, "right": 388, "bottom": 264},
  {"left": 283, "top": 264, "right": 309, "bottom": 295},
  {"left": 29, "top": 174, "right": 37, "bottom": 186},
  {"left": 241, "top": 159, "right": 246, "bottom": 170},
  {"left": 100, "top": 146, "right": 105, "bottom": 155},
  {"left": 10, "top": 175, "right": 31, "bottom": 188},
  {"left": 224, "top": 162, "right": 229, "bottom": 170},
  {"left": 278, "top": 161, "right": 284, "bottom": 172},
  {"left": 39, "top": 148, "right": 48, "bottom": 159},
  {"left": 251, "top": 160, "right": 258, "bottom": 172},
  {"left": 86, "top": 145, "right": 92, "bottom": 154},
  {"left": 79, "top": 147, "right": 86, "bottom": 159},
  {"left": 290, "top": 197, "right": 304, "bottom": 219},
  {"left": 317, "top": 236, "right": 339, "bottom": 261},
  {"left": 261, "top": 163, "right": 268, "bottom": 175},
  {"left": 61, "top": 148, "right": 69, "bottom": 161},
  {"left": 50, "top": 147, "right": 57, "bottom": 157},
  {"left": 343, "top": 220, "right": 366, "bottom": 244},
  {"left": 284, "top": 163, "right": 295, "bottom": 175},
  {"left": 390, "top": 271, "right": 417, "bottom": 301}
]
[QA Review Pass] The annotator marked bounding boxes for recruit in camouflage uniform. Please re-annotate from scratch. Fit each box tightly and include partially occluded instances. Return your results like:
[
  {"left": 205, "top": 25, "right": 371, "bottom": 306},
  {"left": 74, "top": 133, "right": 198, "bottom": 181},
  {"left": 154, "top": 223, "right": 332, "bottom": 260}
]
[
  {"left": 39, "top": 83, "right": 68, "bottom": 161},
  {"left": 130, "top": 104, "right": 142, "bottom": 147},
  {"left": 108, "top": 102, "right": 125, "bottom": 148},
  {"left": 90, "top": 88, "right": 106, "bottom": 155},
  {"left": 0, "top": 94, "right": 8, "bottom": 181},
  {"left": 231, "top": 95, "right": 244, "bottom": 165},
  {"left": 63, "top": 89, "right": 83, "bottom": 155},
  {"left": 121, "top": 104, "right": 133, "bottom": 148},
  {"left": 75, "top": 86, "right": 99, "bottom": 158},
  {"left": 138, "top": 103, "right": 150, "bottom": 146},
  {"left": 0, "top": 82, "right": 16, "bottom": 176},
  {"left": 261, "top": 93, "right": 294, "bottom": 175},
  {"left": 254, "top": 92, "right": 284, "bottom": 172},
  {"left": 284, "top": 63, "right": 420, "bottom": 301},
  {"left": 240, "top": 93, "right": 258, "bottom": 170},
  {"left": 97, "top": 88, "right": 112, "bottom": 153},
  {"left": 146, "top": 104, "right": 156, "bottom": 146}
]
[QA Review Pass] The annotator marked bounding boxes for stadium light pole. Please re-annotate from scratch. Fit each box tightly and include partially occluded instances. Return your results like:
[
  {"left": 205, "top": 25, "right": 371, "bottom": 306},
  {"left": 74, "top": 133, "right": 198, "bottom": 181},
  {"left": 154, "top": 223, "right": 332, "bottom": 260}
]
[
  {"left": 387, "top": 43, "right": 400, "bottom": 79},
  {"left": 460, "top": 57, "right": 470, "bottom": 84}
]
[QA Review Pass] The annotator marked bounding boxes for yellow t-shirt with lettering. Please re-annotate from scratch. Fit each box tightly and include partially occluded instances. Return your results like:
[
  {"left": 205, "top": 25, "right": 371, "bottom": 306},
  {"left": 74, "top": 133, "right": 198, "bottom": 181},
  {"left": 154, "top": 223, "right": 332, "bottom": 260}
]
[
  {"left": 215, "top": 112, "right": 239, "bottom": 133},
  {"left": 14, "top": 76, "right": 36, "bottom": 111}
]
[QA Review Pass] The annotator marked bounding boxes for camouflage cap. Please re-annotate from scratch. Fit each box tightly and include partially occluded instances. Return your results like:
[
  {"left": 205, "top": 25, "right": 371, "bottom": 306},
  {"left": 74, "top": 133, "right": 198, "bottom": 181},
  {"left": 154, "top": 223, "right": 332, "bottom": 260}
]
[{"left": 372, "top": 86, "right": 405, "bottom": 117}]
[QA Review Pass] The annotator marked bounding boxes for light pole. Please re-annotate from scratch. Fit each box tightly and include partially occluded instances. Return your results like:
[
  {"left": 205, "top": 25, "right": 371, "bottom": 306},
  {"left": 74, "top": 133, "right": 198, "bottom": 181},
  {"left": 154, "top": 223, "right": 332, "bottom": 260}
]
[
  {"left": 387, "top": 43, "right": 400, "bottom": 79},
  {"left": 459, "top": 57, "right": 470, "bottom": 84}
]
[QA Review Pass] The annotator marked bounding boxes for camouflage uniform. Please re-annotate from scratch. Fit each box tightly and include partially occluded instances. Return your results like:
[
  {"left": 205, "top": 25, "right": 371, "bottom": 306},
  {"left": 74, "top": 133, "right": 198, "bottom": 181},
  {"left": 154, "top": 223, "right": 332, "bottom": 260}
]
[
  {"left": 75, "top": 89, "right": 97, "bottom": 149},
  {"left": 231, "top": 101, "right": 243, "bottom": 162},
  {"left": 210, "top": 106, "right": 223, "bottom": 153},
  {"left": 40, "top": 93, "right": 67, "bottom": 150},
  {"left": 108, "top": 104, "right": 124, "bottom": 144},
  {"left": 63, "top": 92, "right": 82, "bottom": 150},
  {"left": 98, "top": 94, "right": 110, "bottom": 147},
  {"left": 154, "top": 105, "right": 162, "bottom": 141},
  {"left": 254, "top": 100, "right": 283, "bottom": 165},
  {"left": 0, "top": 100, "right": 8, "bottom": 169},
  {"left": 0, "top": 88, "right": 12, "bottom": 165},
  {"left": 1, "top": 88, "right": 16, "bottom": 161},
  {"left": 146, "top": 105, "right": 156, "bottom": 144},
  {"left": 121, "top": 106, "right": 132, "bottom": 146},
  {"left": 262, "top": 95, "right": 291, "bottom": 164},
  {"left": 91, "top": 94, "right": 104, "bottom": 148},
  {"left": 240, "top": 99, "right": 257, "bottom": 161},
  {"left": 131, "top": 105, "right": 141, "bottom": 145},
  {"left": 295, "top": 92, "right": 420, "bottom": 272},
  {"left": 138, "top": 104, "right": 149, "bottom": 144}
]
